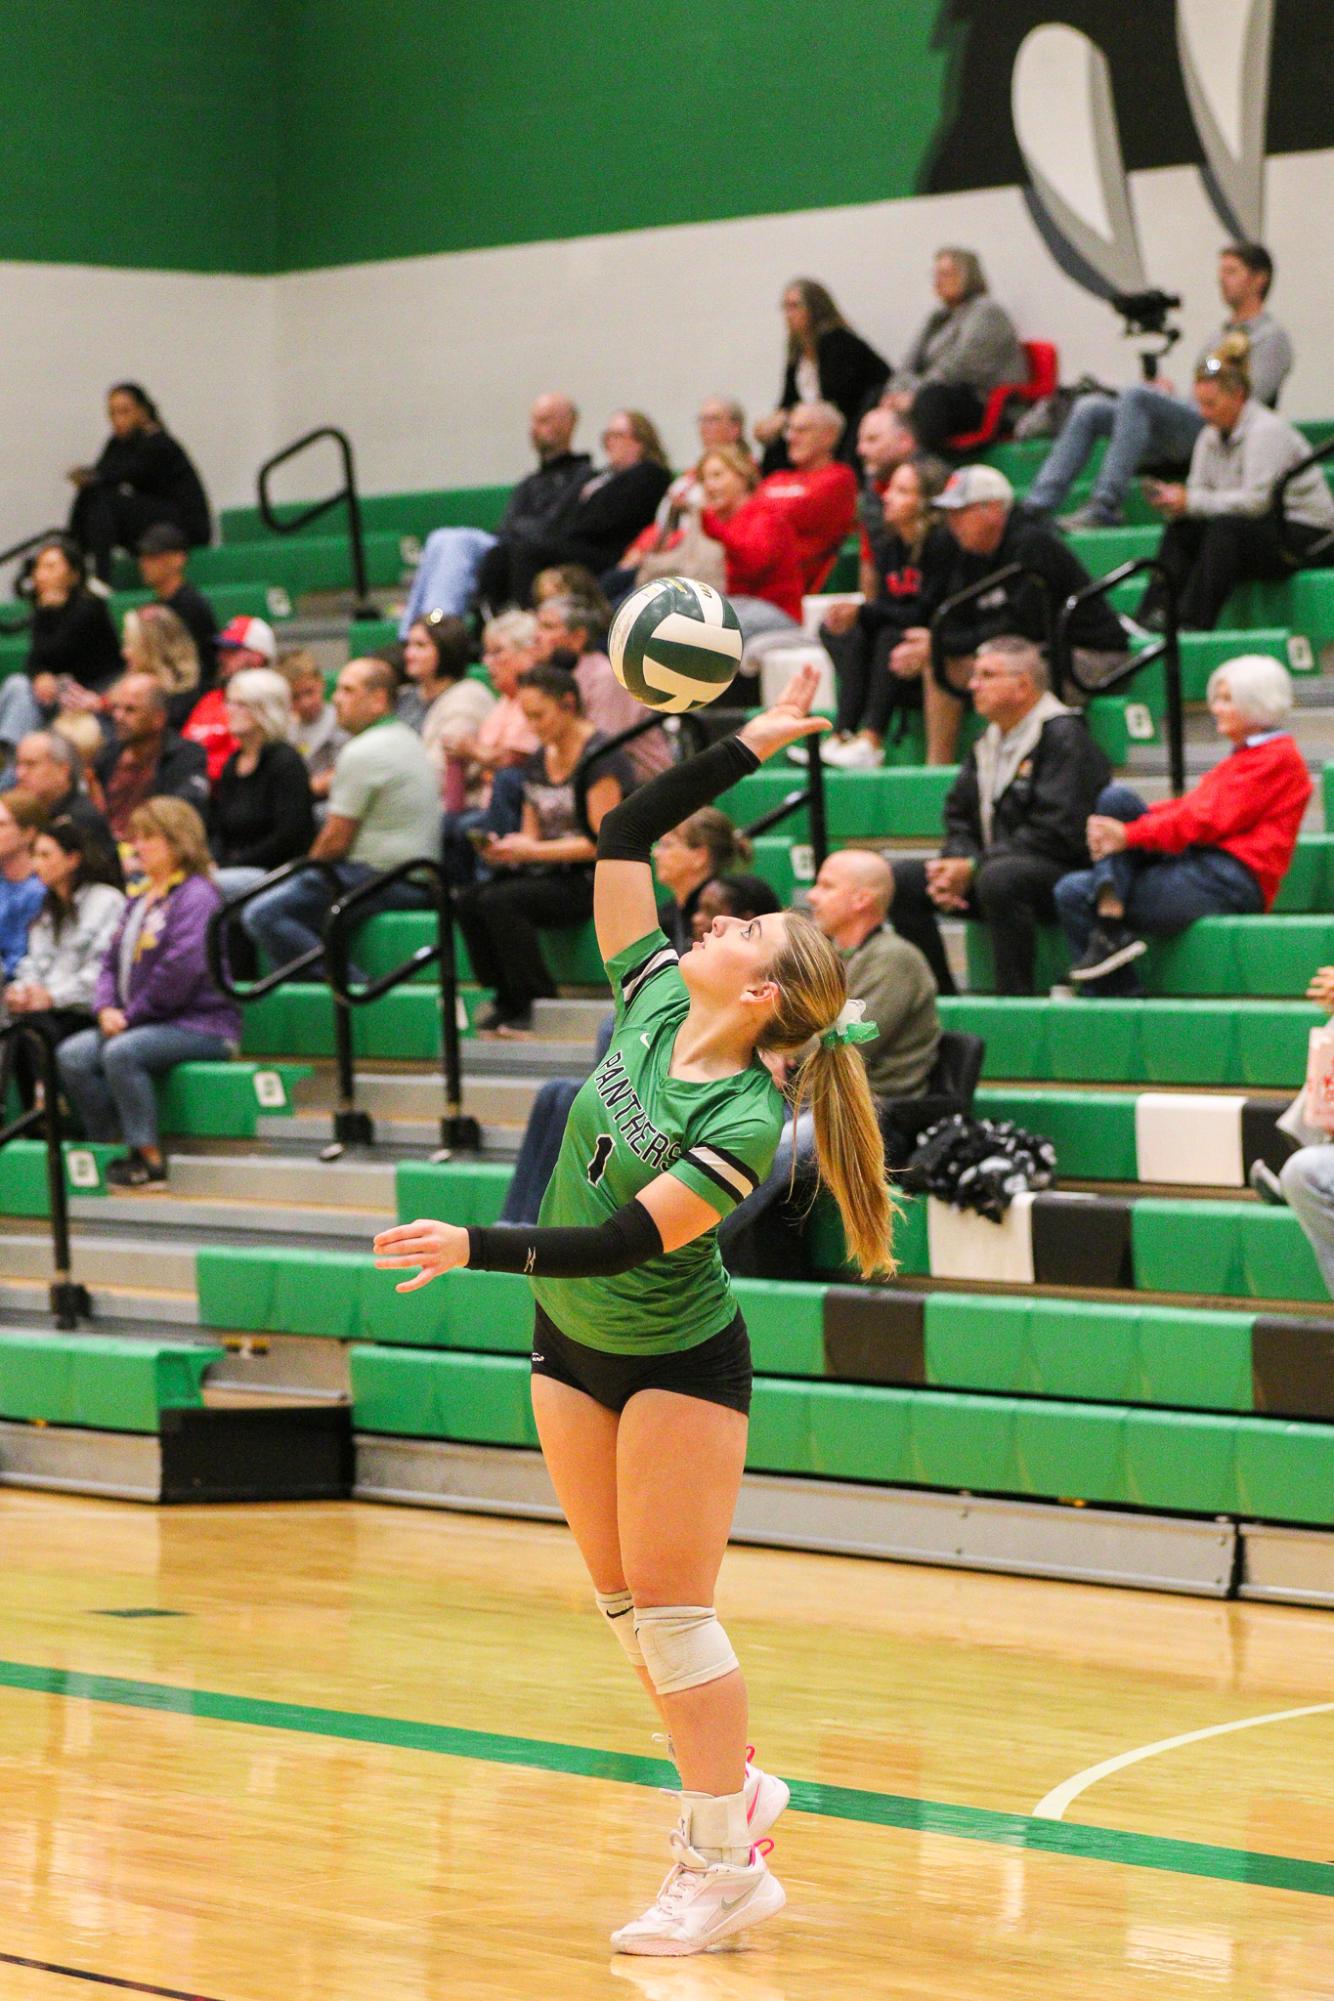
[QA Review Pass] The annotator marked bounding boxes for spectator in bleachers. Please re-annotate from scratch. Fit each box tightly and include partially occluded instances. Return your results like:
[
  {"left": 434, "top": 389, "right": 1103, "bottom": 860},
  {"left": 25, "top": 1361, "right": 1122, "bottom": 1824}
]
[
  {"left": 815, "top": 455, "right": 953, "bottom": 768},
  {"left": 852, "top": 406, "right": 918, "bottom": 572},
  {"left": 136, "top": 524, "right": 219, "bottom": 692},
  {"left": 397, "top": 614, "right": 495, "bottom": 802},
  {"left": 94, "top": 676, "right": 209, "bottom": 841},
  {"left": 697, "top": 445, "right": 805, "bottom": 641},
  {"left": 1023, "top": 242, "right": 1293, "bottom": 531},
  {"left": 209, "top": 669, "right": 315, "bottom": 897},
  {"left": 10, "top": 732, "right": 119, "bottom": 884},
  {"left": 606, "top": 403, "right": 755, "bottom": 606},
  {"left": 755, "top": 403, "right": 859, "bottom": 595},
  {"left": 181, "top": 616, "right": 277, "bottom": 786},
  {"left": 67, "top": 383, "right": 210, "bottom": 582},
  {"left": 402, "top": 393, "right": 591, "bottom": 632},
  {"left": 688, "top": 872, "right": 784, "bottom": 942},
  {"left": 1054, "top": 655, "right": 1309, "bottom": 995},
  {"left": 718, "top": 850, "right": 938, "bottom": 1273},
  {"left": 884, "top": 249, "right": 1024, "bottom": 455},
  {"left": 1270, "top": 968, "right": 1334, "bottom": 1279},
  {"left": 1137, "top": 348, "right": 1334, "bottom": 631},
  {"left": 2, "top": 815, "right": 125, "bottom": 1107},
  {"left": 440, "top": 611, "right": 543, "bottom": 883},
  {"left": 531, "top": 565, "right": 612, "bottom": 617},
  {"left": 652, "top": 807, "right": 756, "bottom": 952},
  {"left": 753, "top": 280, "right": 890, "bottom": 474},
  {"left": 458, "top": 663, "right": 634, "bottom": 1035},
  {"left": 892, "top": 465, "right": 1129, "bottom": 764},
  {"left": 279, "top": 650, "right": 345, "bottom": 803},
  {"left": 487, "top": 411, "right": 673, "bottom": 606},
  {"left": 58, "top": 798, "right": 238, "bottom": 1189},
  {"left": 120, "top": 602, "right": 200, "bottom": 728},
  {"left": 0, "top": 538, "right": 121, "bottom": 758},
  {"left": 890, "top": 636, "right": 1110, "bottom": 995},
  {"left": 534, "top": 594, "right": 670, "bottom": 780},
  {"left": 0, "top": 792, "right": 46, "bottom": 980},
  {"left": 241, "top": 658, "right": 438, "bottom": 975}
]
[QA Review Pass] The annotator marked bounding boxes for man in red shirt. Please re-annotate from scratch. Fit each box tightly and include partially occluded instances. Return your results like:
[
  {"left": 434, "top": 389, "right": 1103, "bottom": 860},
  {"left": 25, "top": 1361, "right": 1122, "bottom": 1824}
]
[
  {"left": 181, "top": 615, "right": 277, "bottom": 785},
  {"left": 755, "top": 401, "right": 857, "bottom": 593},
  {"left": 1054, "top": 653, "right": 1309, "bottom": 993}
]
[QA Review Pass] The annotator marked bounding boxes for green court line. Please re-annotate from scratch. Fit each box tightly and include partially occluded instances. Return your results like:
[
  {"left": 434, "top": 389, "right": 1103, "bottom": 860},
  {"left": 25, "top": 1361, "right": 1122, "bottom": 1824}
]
[{"left": 2, "top": 1656, "right": 1329, "bottom": 1901}]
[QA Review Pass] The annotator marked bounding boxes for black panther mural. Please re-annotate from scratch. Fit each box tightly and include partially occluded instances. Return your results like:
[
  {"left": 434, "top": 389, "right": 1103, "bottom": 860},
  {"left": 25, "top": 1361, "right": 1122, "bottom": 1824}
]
[{"left": 922, "top": 0, "right": 1331, "bottom": 299}]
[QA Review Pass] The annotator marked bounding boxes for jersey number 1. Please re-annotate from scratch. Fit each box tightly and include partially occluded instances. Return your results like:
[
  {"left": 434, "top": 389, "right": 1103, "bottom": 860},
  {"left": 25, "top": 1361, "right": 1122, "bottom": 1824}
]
[{"left": 586, "top": 1134, "right": 615, "bottom": 1187}]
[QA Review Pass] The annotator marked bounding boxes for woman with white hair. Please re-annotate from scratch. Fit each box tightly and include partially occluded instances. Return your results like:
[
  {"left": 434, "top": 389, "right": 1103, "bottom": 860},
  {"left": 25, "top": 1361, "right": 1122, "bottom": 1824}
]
[
  {"left": 1053, "top": 655, "right": 1311, "bottom": 994},
  {"left": 209, "top": 667, "right": 315, "bottom": 898}
]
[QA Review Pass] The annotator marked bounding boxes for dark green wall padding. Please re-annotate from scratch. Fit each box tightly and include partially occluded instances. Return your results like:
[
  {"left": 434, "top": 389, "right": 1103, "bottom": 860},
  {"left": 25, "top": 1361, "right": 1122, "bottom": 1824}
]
[
  {"left": 345, "top": 1345, "right": 1333, "bottom": 1528},
  {"left": 0, "top": 1334, "right": 222, "bottom": 1433}
]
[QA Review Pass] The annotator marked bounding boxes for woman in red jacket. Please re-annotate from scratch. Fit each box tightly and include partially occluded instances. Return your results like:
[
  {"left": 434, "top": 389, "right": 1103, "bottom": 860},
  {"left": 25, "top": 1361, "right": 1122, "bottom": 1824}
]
[
  {"left": 697, "top": 445, "right": 805, "bottom": 644},
  {"left": 1053, "top": 654, "right": 1310, "bottom": 994}
]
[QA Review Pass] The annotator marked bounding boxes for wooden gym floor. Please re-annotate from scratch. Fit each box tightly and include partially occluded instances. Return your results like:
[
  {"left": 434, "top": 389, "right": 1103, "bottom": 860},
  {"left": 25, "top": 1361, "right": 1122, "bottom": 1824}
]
[{"left": 0, "top": 1490, "right": 1330, "bottom": 2000}]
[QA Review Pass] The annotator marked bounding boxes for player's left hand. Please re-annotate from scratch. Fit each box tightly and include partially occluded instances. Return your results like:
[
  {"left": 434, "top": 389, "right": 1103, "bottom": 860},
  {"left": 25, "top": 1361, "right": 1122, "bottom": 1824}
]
[
  {"left": 737, "top": 662, "right": 832, "bottom": 763},
  {"left": 373, "top": 1218, "right": 471, "bottom": 1291}
]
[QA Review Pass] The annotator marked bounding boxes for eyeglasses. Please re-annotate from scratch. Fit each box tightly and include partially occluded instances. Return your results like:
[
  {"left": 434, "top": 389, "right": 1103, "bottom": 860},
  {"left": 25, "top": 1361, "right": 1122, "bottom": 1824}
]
[{"left": 602, "top": 426, "right": 635, "bottom": 443}]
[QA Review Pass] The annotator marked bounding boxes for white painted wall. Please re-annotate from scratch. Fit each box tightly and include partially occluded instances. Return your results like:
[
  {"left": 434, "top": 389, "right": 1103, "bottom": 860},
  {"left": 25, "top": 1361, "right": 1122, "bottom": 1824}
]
[
  {"left": 2, "top": 146, "right": 1329, "bottom": 552},
  {"left": 0, "top": 264, "right": 275, "bottom": 555}
]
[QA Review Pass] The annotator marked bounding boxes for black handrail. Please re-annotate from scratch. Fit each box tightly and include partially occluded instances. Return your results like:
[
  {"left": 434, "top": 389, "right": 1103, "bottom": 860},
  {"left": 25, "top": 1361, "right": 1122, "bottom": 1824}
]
[
  {"left": 206, "top": 857, "right": 347, "bottom": 1000},
  {"left": 929, "top": 562, "right": 1054, "bottom": 694},
  {"left": 0, "top": 526, "right": 68, "bottom": 634},
  {"left": 1054, "top": 558, "right": 1184, "bottom": 796},
  {"left": 324, "top": 858, "right": 479, "bottom": 1160},
  {"left": 1274, "top": 435, "right": 1334, "bottom": 566},
  {"left": 739, "top": 733, "right": 829, "bottom": 871},
  {"left": 256, "top": 426, "right": 377, "bottom": 617},
  {"left": 0, "top": 1022, "right": 91, "bottom": 1329},
  {"left": 570, "top": 711, "right": 708, "bottom": 838}
]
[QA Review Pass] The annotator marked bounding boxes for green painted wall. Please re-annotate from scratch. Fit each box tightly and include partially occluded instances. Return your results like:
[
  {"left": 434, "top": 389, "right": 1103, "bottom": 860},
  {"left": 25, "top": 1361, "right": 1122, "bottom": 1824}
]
[
  {"left": 274, "top": 1, "right": 950, "bottom": 270},
  {"left": 0, "top": 0, "right": 279, "bottom": 272},
  {"left": 0, "top": 1, "right": 950, "bottom": 274}
]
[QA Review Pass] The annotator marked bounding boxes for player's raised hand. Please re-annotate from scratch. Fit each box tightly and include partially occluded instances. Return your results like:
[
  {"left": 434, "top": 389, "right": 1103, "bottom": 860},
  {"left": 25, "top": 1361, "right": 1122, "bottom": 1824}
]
[
  {"left": 737, "top": 662, "right": 833, "bottom": 763},
  {"left": 373, "top": 1218, "right": 471, "bottom": 1291}
]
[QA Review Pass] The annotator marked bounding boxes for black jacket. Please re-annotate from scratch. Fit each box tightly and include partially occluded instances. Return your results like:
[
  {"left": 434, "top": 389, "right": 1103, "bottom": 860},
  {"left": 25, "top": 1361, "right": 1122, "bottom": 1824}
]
[
  {"left": 27, "top": 592, "right": 123, "bottom": 691},
  {"left": 538, "top": 460, "right": 673, "bottom": 573},
  {"left": 858, "top": 522, "right": 957, "bottom": 640},
  {"left": 89, "top": 427, "right": 211, "bottom": 545},
  {"left": 48, "top": 786, "right": 123, "bottom": 889},
  {"left": 161, "top": 581, "right": 220, "bottom": 691},
  {"left": 498, "top": 451, "right": 594, "bottom": 544},
  {"left": 941, "top": 712, "right": 1111, "bottom": 868},
  {"left": 780, "top": 327, "right": 890, "bottom": 441},
  {"left": 210, "top": 741, "right": 315, "bottom": 870},
  {"left": 95, "top": 729, "right": 210, "bottom": 814},
  {"left": 936, "top": 514, "right": 1128, "bottom": 660}
]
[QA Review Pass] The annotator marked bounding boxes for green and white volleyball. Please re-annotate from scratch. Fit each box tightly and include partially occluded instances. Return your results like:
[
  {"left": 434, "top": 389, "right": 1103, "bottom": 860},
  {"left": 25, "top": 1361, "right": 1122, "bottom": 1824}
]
[{"left": 607, "top": 577, "right": 744, "bottom": 714}]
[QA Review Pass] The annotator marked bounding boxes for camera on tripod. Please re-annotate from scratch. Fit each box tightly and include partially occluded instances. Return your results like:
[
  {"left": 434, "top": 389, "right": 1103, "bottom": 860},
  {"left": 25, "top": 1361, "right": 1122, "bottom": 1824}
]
[{"left": 1111, "top": 288, "right": 1184, "bottom": 381}]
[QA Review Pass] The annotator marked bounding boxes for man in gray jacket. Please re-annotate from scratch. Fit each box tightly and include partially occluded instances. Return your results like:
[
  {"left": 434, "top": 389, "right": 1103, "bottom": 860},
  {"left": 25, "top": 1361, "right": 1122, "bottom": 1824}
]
[
  {"left": 1141, "top": 354, "right": 1334, "bottom": 630},
  {"left": 1023, "top": 242, "right": 1294, "bottom": 530}
]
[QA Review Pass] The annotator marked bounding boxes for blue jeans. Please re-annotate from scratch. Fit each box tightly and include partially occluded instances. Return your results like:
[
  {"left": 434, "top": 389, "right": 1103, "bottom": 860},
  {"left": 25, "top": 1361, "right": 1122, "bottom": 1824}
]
[
  {"left": 0, "top": 675, "right": 49, "bottom": 757},
  {"left": 398, "top": 527, "right": 498, "bottom": 635},
  {"left": 440, "top": 765, "right": 527, "bottom": 887},
  {"left": 241, "top": 862, "right": 427, "bottom": 975},
  {"left": 1054, "top": 783, "right": 1264, "bottom": 960},
  {"left": 499, "top": 1012, "right": 615, "bottom": 1224},
  {"left": 1026, "top": 387, "right": 1204, "bottom": 516},
  {"left": 58, "top": 1023, "right": 231, "bottom": 1150},
  {"left": 1280, "top": 1145, "right": 1334, "bottom": 1297}
]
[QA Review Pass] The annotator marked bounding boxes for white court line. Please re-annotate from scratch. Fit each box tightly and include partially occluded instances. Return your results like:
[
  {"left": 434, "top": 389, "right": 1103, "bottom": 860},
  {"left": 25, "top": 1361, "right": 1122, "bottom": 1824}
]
[{"left": 1033, "top": 1702, "right": 1334, "bottom": 1821}]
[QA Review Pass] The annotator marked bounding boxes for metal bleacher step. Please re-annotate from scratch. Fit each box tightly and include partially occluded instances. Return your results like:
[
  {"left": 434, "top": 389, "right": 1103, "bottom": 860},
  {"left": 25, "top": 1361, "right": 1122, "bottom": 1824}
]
[
  {"left": 162, "top": 1151, "right": 396, "bottom": 1211},
  {"left": 0, "top": 1278, "right": 200, "bottom": 1327},
  {"left": 0, "top": 1228, "right": 197, "bottom": 1291}
]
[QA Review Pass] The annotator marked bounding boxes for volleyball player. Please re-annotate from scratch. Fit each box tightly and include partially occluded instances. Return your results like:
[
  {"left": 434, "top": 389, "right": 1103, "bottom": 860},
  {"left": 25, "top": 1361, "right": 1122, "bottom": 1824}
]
[{"left": 374, "top": 663, "right": 895, "bottom": 1956}]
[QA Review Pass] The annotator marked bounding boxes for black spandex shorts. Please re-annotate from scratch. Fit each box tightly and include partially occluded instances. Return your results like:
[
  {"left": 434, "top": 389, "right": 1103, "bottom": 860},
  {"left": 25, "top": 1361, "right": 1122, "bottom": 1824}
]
[{"left": 531, "top": 1304, "right": 752, "bottom": 1416}]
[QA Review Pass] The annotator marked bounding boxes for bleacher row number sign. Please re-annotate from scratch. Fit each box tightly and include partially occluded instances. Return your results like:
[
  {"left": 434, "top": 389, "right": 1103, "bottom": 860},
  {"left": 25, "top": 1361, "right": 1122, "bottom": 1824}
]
[
  {"left": 1124, "top": 704, "right": 1156, "bottom": 743},
  {"left": 252, "top": 1070, "right": 288, "bottom": 1110},
  {"left": 65, "top": 1149, "right": 102, "bottom": 1192}
]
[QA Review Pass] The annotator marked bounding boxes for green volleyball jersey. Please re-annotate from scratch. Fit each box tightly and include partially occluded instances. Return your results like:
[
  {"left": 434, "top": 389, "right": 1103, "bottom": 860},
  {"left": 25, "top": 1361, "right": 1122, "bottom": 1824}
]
[{"left": 531, "top": 927, "right": 786, "bottom": 1355}]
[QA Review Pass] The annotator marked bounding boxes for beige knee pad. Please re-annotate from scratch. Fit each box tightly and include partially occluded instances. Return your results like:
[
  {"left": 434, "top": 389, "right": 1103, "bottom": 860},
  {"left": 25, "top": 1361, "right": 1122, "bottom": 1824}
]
[
  {"left": 635, "top": 1604, "right": 739, "bottom": 1695},
  {"left": 594, "top": 1587, "right": 644, "bottom": 1668}
]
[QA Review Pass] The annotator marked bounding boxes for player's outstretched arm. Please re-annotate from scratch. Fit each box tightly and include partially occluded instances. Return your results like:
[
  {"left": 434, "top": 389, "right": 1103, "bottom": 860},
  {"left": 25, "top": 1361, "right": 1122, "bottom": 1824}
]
[{"left": 592, "top": 662, "right": 830, "bottom": 964}]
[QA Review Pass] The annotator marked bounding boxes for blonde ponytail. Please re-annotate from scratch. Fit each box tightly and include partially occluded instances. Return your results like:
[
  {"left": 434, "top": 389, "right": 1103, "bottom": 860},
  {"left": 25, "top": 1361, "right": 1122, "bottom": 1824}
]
[{"left": 759, "top": 912, "right": 897, "bottom": 1279}]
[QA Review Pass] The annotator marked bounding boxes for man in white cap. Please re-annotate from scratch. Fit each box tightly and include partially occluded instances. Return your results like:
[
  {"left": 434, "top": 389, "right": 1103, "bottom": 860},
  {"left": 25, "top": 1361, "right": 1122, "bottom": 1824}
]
[
  {"left": 887, "top": 464, "right": 1129, "bottom": 763},
  {"left": 181, "top": 615, "right": 277, "bottom": 786}
]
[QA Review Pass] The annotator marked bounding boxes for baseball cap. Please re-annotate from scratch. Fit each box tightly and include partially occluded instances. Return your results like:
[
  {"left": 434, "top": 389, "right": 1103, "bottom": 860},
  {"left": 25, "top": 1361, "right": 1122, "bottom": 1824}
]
[
  {"left": 217, "top": 615, "right": 277, "bottom": 662},
  {"left": 136, "top": 522, "right": 190, "bottom": 556},
  {"left": 934, "top": 465, "right": 1014, "bottom": 510}
]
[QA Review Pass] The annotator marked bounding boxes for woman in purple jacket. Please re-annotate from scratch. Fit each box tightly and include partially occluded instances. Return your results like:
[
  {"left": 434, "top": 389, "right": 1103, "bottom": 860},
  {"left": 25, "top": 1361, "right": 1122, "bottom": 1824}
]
[{"left": 58, "top": 796, "right": 240, "bottom": 1188}]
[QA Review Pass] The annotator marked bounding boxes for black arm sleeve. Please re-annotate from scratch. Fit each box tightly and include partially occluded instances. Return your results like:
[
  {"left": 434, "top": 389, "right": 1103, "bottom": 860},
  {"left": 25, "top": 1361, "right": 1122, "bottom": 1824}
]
[
  {"left": 597, "top": 735, "right": 760, "bottom": 864},
  {"left": 467, "top": 1198, "right": 664, "bottom": 1277}
]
